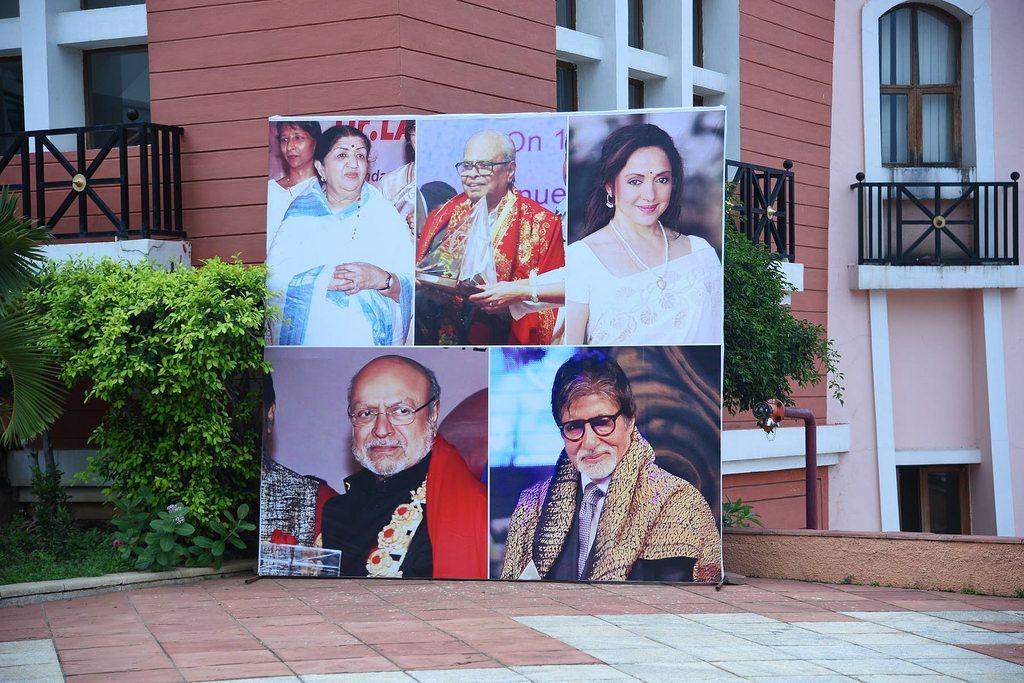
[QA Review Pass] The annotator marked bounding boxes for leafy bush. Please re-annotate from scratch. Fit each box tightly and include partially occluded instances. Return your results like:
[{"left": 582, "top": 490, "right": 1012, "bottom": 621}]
[
  {"left": 722, "top": 497, "right": 764, "bottom": 528},
  {"left": 27, "top": 460, "right": 74, "bottom": 550},
  {"left": 723, "top": 193, "right": 843, "bottom": 414},
  {"left": 0, "top": 517, "right": 130, "bottom": 584},
  {"left": 109, "top": 486, "right": 255, "bottom": 571},
  {"left": 23, "top": 257, "right": 270, "bottom": 524}
]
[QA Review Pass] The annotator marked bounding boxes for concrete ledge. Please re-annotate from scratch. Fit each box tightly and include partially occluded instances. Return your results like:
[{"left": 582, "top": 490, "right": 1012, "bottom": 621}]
[
  {"left": 0, "top": 559, "right": 253, "bottom": 607},
  {"left": 724, "top": 528, "right": 1024, "bottom": 597},
  {"left": 849, "top": 264, "right": 1024, "bottom": 290}
]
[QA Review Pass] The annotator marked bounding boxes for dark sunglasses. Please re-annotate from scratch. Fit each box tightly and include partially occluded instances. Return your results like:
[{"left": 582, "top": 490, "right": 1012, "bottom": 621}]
[{"left": 557, "top": 410, "right": 623, "bottom": 442}]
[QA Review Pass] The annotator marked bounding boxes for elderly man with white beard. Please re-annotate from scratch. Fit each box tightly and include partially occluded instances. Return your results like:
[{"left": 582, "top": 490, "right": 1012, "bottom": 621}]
[
  {"left": 500, "top": 350, "right": 722, "bottom": 583},
  {"left": 319, "top": 355, "right": 487, "bottom": 578}
]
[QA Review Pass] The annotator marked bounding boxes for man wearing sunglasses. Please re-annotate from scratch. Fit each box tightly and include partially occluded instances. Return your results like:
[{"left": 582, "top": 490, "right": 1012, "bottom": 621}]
[
  {"left": 319, "top": 355, "right": 487, "bottom": 579},
  {"left": 416, "top": 130, "right": 564, "bottom": 345},
  {"left": 500, "top": 350, "right": 722, "bottom": 583}
]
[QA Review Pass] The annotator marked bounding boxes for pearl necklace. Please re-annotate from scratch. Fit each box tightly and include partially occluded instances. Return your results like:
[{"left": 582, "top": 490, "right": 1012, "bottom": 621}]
[{"left": 609, "top": 219, "right": 669, "bottom": 291}]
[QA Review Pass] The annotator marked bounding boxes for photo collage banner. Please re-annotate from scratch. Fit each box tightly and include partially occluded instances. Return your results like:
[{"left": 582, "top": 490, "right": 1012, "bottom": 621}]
[{"left": 260, "top": 108, "right": 726, "bottom": 583}]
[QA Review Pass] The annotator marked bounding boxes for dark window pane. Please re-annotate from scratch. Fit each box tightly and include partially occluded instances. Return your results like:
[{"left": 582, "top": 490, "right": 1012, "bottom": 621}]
[
  {"left": 693, "top": 0, "right": 703, "bottom": 67},
  {"left": 82, "top": 0, "right": 145, "bottom": 8},
  {"left": 628, "top": 0, "right": 643, "bottom": 49},
  {"left": 85, "top": 47, "right": 150, "bottom": 126},
  {"left": 555, "top": 0, "right": 575, "bottom": 29},
  {"left": 0, "top": 58, "right": 23, "bottom": 133},
  {"left": 693, "top": 94, "right": 705, "bottom": 107},
  {"left": 0, "top": 1, "right": 18, "bottom": 19},
  {"left": 927, "top": 470, "right": 963, "bottom": 534},
  {"left": 897, "top": 466, "right": 922, "bottom": 532},
  {"left": 879, "top": 7, "right": 912, "bottom": 85},
  {"left": 628, "top": 79, "right": 644, "bottom": 110},
  {"left": 556, "top": 61, "right": 577, "bottom": 112},
  {"left": 922, "top": 93, "right": 954, "bottom": 163},
  {"left": 880, "top": 93, "right": 908, "bottom": 164}
]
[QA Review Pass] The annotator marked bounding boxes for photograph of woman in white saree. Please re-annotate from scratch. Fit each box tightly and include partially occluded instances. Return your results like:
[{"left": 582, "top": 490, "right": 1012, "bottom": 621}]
[{"left": 565, "top": 111, "right": 725, "bottom": 346}]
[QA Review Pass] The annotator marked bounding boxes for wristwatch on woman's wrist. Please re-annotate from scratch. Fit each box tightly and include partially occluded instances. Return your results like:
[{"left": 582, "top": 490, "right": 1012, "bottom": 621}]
[{"left": 379, "top": 272, "right": 394, "bottom": 290}]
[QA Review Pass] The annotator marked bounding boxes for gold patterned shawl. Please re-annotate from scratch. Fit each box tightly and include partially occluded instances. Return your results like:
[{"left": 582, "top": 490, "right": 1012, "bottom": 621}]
[{"left": 500, "top": 428, "right": 722, "bottom": 582}]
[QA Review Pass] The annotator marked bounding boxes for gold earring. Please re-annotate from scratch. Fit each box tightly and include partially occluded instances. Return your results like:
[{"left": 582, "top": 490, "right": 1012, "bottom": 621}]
[{"left": 606, "top": 193, "right": 614, "bottom": 208}]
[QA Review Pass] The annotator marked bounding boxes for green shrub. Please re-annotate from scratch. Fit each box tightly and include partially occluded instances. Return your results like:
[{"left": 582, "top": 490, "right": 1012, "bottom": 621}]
[
  {"left": 23, "top": 257, "right": 270, "bottom": 524},
  {"left": 722, "top": 497, "right": 764, "bottom": 528},
  {"left": 723, "top": 192, "right": 843, "bottom": 414},
  {"left": 27, "top": 459, "right": 74, "bottom": 551}
]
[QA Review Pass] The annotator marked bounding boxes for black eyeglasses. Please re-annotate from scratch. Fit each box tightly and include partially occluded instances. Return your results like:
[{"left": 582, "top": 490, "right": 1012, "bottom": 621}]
[
  {"left": 557, "top": 410, "right": 623, "bottom": 442},
  {"left": 348, "top": 396, "right": 436, "bottom": 426},
  {"left": 454, "top": 160, "right": 511, "bottom": 176}
]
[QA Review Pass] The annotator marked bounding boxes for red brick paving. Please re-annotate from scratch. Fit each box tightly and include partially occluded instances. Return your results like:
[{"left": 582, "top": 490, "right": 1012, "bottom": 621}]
[{"left": 2, "top": 576, "right": 1023, "bottom": 680}]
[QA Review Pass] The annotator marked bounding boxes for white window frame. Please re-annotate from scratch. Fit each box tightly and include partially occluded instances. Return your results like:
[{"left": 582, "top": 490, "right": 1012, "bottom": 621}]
[{"left": 862, "top": 0, "right": 994, "bottom": 182}]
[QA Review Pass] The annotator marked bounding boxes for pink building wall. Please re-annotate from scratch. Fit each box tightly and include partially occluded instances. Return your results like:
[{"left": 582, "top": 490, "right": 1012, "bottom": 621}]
[{"left": 827, "top": 0, "right": 1024, "bottom": 534}]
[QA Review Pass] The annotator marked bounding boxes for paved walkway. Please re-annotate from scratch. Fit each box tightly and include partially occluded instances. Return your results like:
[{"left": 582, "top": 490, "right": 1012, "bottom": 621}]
[{"left": 1, "top": 576, "right": 1023, "bottom": 681}]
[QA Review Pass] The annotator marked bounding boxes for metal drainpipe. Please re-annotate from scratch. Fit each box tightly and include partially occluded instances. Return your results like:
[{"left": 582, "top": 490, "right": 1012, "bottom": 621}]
[{"left": 782, "top": 406, "right": 819, "bottom": 530}]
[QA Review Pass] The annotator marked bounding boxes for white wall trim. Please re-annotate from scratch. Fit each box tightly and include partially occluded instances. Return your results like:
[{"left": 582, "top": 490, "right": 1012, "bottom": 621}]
[
  {"left": 723, "top": 424, "right": 849, "bottom": 475},
  {"left": 555, "top": 26, "right": 604, "bottom": 64},
  {"left": 0, "top": 17, "right": 19, "bottom": 53},
  {"left": 626, "top": 46, "right": 672, "bottom": 80},
  {"left": 53, "top": 5, "right": 148, "bottom": 50},
  {"left": 861, "top": 0, "right": 995, "bottom": 181},
  {"left": 869, "top": 289, "right": 901, "bottom": 531},
  {"left": 849, "top": 264, "right": 1024, "bottom": 290},
  {"left": 895, "top": 448, "right": 983, "bottom": 465},
  {"left": 42, "top": 239, "right": 191, "bottom": 269},
  {"left": 981, "top": 288, "right": 1015, "bottom": 535},
  {"left": 692, "top": 66, "right": 729, "bottom": 96}
]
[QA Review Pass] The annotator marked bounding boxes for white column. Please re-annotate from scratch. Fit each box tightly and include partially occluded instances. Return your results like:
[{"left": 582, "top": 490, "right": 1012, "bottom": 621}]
[
  {"left": 575, "top": 0, "right": 628, "bottom": 110},
  {"left": 20, "top": 0, "right": 85, "bottom": 132},
  {"left": 642, "top": 0, "right": 694, "bottom": 108},
  {"left": 981, "top": 288, "right": 1015, "bottom": 536},
  {"left": 701, "top": 0, "right": 740, "bottom": 157},
  {"left": 869, "top": 289, "right": 900, "bottom": 531}
]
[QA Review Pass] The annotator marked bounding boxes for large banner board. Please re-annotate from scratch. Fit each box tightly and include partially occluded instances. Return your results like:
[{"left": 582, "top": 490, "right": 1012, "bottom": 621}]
[{"left": 260, "top": 108, "right": 726, "bottom": 583}]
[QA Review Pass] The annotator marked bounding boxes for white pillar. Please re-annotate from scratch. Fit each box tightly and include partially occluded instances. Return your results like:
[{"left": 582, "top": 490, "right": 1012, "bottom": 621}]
[
  {"left": 575, "top": 0, "right": 628, "bottom": 110},
  {"left": 869, "top": 289, "right": 900, "bottom": 531},
  {"left": 20, "top": 0, "right": 85, "bottom": 132},
  {"left": 981, "top": 288, "right": 1015, "bottom": 536},
  {"left": 643, "top": 0, "right": 694, "bottom": 108}
]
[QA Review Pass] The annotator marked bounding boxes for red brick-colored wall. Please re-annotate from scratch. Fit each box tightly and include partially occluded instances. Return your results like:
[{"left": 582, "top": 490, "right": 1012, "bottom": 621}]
[
  {"left": 730, "top": 0, "right": 835, "bottom": 429},
  {"left": 145, "top": 0, "right": 555, "bottom": 264},
  {"left": 724, "top": 466, "right": 830, "bottom": 530}
]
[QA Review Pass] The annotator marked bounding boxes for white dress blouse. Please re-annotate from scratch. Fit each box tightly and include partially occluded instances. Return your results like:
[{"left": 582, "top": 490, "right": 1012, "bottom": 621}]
[{"left": 566, "top": 234, "right": 723, "bottom": 346}]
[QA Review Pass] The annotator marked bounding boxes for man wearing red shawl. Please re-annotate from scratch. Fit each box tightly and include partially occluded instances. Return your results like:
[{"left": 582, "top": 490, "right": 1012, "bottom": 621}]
[
  {"left": 416, "top": 131, "right": 564, "bottom": 345},
  {"left": 317, "top": 355, "right": 487, "bottom": 579}
]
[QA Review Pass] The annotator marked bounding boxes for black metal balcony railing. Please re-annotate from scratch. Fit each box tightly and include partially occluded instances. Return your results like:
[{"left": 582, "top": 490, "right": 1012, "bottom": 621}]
[
  {"left": 726, "top": 158, "right": 796, "bottom": 262},
  {"left": 853, "top": 173, "right": 1019, "bottom": 266},
  {"left": 0, "top": 123, "right": 185, "bottom": 240}
]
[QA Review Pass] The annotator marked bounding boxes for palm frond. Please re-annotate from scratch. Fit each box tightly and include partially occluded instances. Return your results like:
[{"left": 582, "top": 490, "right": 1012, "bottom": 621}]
[
  {"left": 0, "top": 310, "right": 64, "bottom": 445},
  {"left": 0, "top": 188, "right": 50, "bottom": 303}
]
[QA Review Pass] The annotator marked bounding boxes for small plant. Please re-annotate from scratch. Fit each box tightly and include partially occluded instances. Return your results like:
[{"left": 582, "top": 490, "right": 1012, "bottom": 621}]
[
  {"left": 840, "top": 575, "right": 855, "bottom": 585},
  {"left": 27, "top": 460, "right": 74, "bottom": 550},
  {"left": 869, "top": 581, "right": 881, "bottom": 587},
  {"left": 960, "top": 585, "right": 979, "bottom": 595},
  {"left": 1013, "top": 588, "right": 1024, "bottom": 599},
  {"left": 722, "top": 497, "right": 764, "bottom": 528},
  {"left": 110, "top": 487, "right": 254, "bottom": 571}
]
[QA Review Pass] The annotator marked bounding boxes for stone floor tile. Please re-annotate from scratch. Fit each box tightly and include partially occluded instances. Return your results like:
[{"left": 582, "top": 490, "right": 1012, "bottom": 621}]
[
  {"left": 775, "top": 644, "right": 881, "bottom": 660},
  {"left": 409, "top": 668, "right": 527, "bottom": 682},
  {"left": 790, "top": 621, "right": 900, "bottom": 634},
  {"left": 864, "top": 643, "right": 989, "bottom": 659},
  {"left": 490, "top": 649, "right": 598, "bottom": 667},
  {"left": 715, "top": 658, "right": 836, "bottom": 677},
  {"left": 65, "top": 669, "right": 184, "bottom": 682},
  {"left": 967, "top": 621, "right": 1024, "bottom": 632},
  {"left": 0, "top": 640, "right": 54, "bottom": 654},
  {"left": 917, "top": 630, "right": 1023, "bottom": 644},
  {"left": 810, "top": 658, "right": 941, "bottom": 676},
  {"left": 584, "top": 646, "right": 696, "bottom": 665},
  {"left": 747, "top": 677, "right": 855, "bottom": 682},
  {"left": 0, "top": 661, "right": 63, "bottom": 680},
  {"left": 286, "top": 656, "right": 398, "bottom": 675},
  {"left": 383, "top": 653, "right": 499, "bottom": 671},
  {"left": 909, "top": 656, "right": 1024, "bottom": 675},
  {"left": 170, "top": 649, "right": 281, "bottom": 668},
  {"left": 614, "top": 661, "right": 742, "bottom": 681},
  {"left": 831, "top": 632, "right": 935, "bottom": 646},
  {"left": 512, "top": 663, "right": 636, "bottom": 681},
  {"left": 687, "top": 644, "right": 797, "bottom": 662},
  {"left": 178, "top": 661, "right": 295, "bottom": 682},
  {"left": 927, "top": 610, "right": 1024, "bottom": 622},
  {"left": 854, "top": 676, "right": 960, "bottom": 683},
  {"left": 682, "top": 613, "right": 780, "bottom": 625},
  {"left": 302, "top": 674, "right": 414, "bottom": 683}
]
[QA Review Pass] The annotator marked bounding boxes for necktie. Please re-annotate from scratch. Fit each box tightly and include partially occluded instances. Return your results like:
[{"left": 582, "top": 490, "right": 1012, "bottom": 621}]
[{"left": 577, "top": 483, "right": 605, "bottom": 580}]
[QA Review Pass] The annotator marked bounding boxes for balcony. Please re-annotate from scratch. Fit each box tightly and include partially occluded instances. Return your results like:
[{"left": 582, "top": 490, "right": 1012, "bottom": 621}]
[
  {"left": 726, "top": 159, "right": 796, "bottom": 263},
  {"left": 852, "top": 174, "right": 1019, "bottom": 267},
  {"left": 0, "top": 123, "right": 186, "bottom": 241}
]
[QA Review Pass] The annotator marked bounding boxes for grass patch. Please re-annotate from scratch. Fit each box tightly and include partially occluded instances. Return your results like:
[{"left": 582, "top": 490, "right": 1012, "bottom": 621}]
[{"left": 0, "top": 517, "right": 131, "bottom": 585}]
